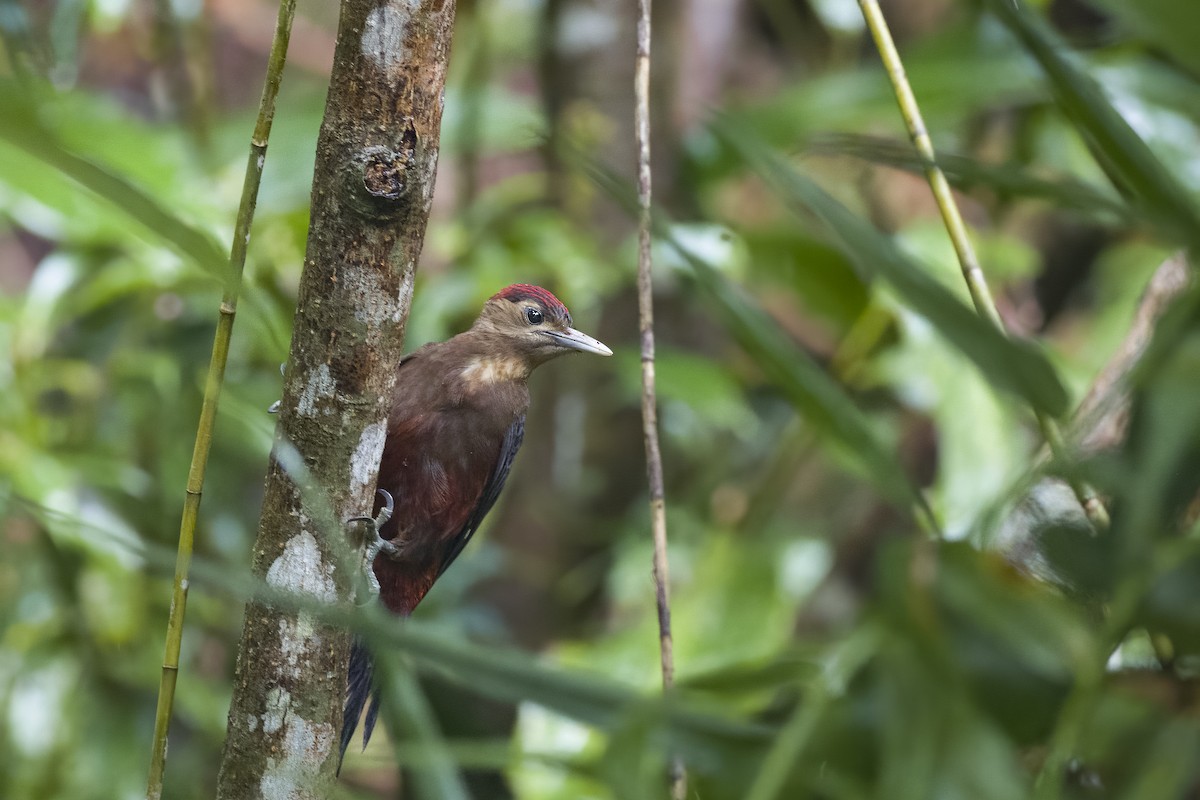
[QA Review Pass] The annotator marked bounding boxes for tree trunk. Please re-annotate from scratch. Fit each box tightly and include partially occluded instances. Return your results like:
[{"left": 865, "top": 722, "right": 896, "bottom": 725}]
[{"left": 214, "top": 0, "right": 455, "bottom": 796}]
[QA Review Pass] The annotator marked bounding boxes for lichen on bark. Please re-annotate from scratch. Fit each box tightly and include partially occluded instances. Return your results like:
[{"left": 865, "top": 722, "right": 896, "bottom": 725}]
[{"left": 214, "top": 0, "right": 456, "bottom": 796}]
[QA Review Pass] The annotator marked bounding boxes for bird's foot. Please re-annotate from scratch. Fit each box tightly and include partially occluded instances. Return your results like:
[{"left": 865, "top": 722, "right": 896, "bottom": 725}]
[{"left": 347, "top": 489, "right": 404, "bottom": 604}]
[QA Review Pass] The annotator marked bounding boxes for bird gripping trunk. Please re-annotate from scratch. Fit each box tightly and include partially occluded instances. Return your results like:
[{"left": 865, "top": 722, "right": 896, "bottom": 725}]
[{"left": 214, "top": 0, "right": 456, "bottom": 796}]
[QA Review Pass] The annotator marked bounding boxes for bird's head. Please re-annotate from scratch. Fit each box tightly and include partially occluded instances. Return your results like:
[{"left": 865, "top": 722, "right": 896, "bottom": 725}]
[{"left": 471, "top": 284, "right": 612, "bottom": 370}]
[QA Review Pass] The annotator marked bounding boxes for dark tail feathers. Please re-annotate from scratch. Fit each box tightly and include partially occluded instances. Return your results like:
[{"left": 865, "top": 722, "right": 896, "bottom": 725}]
[{"left": 338, "top": 637, "right": 382, "bottom": 772}]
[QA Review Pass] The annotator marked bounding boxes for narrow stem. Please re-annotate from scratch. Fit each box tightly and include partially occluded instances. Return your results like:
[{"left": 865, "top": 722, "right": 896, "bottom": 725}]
[
  {"left": 145, "top": 1, "right": 297, "bottom": 796},
  {"left": 635, "top": 2, "right": 686, "bottom": 797},
  {"left": 856, "top": 0, "right": 1109, "bottom": 532}
]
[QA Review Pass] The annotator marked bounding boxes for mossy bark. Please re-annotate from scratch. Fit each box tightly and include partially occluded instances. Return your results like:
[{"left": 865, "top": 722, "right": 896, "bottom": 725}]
[{"left": 214, "top": 0, "right": 455, "bottom": 796}]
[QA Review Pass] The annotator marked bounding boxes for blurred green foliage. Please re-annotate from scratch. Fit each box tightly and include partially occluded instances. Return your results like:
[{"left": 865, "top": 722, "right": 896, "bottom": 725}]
[{"left": 1, "top": 0, "right": 1199, "bottom": 798}]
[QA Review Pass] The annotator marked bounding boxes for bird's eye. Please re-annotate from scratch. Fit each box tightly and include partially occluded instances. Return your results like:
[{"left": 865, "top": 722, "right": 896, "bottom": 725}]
[{"left": 524, "top": 307, "right": 544, "bottom": 325}]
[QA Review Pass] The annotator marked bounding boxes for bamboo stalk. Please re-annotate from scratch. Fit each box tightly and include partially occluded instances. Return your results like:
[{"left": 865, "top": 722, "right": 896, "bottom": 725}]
[
  {"left": 856, "top": 0, "right": 1110, "bottom": 532},
  {"left": 634, "top": 2, "right": 686, "bottom": 797},
  {"left": 145, "top": 2, "right": 297, "bottom": 796}
]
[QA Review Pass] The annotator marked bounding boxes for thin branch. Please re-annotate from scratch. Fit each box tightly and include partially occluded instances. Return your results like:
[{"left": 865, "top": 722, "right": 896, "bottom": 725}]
[
  {"left": 1000, "top": 253, "right": 1191, "bottom": 797},
  {"left": 145, "top": 1, "right": 297, "bottom": 796},
  {"left": 1072, "top": 252, "right": 1191, "bottom": 453},
  {"left": 634, "top": 2, "right": 686, "bottom": 797},
  {"left": 856, "top": 0, "right": 1110, "bottom": 531}
]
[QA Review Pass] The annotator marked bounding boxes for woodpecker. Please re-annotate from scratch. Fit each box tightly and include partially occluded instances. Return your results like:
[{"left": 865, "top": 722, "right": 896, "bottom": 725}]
[{"left": 340, "top": 284, "right": 612, "bottom": 763}]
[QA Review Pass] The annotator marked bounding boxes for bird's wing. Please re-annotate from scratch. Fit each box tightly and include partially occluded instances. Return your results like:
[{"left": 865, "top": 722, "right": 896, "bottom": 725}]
[{"left": 435, "top": 413, "right": 525, "bottom": 578}]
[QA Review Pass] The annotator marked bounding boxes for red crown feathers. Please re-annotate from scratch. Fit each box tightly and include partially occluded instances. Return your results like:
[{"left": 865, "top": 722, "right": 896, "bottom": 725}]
[{"left": 492, "top": 284, "right": 572, "bottom": 324}]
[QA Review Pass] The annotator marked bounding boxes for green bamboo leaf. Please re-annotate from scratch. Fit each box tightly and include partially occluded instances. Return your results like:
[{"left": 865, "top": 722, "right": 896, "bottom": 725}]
[
  {"left": 719, "top": 124, "right": 1070, "bottom": 418},
  {"left": 981, "top": 0, "right": 1200, "bottom": 250},
  {"left": 743, "top": 626, "right": 880, "bottom": 800},
  {"left": 372, "top": 652, "right": 471, "bottom": 800},
  {"left": 177, "top": 546, "right": 772, "bottom": 786},
  {"left": 676, "top": 247, "right": 929, "bottom": 517},
  {"left": 677, "top": 649, "right": 819, "bottom": 696},
  {"left": 812, "top": 133, "right": 1135, "bottom": 225},
  {"left": 1083, "top": 1, "right": 1200, "bottom": 84},
  {"left": 743, "top": 685, "right": 827, "bottom": 800},
  {"left": 356, "top": 613, "right": 772, "bottom": 792},
  {"left": 385, "top": 617, "right": 769, "bottom": 744},
  {"left": 1118, "top": 721, "right": 1200, "bottom": 800},
  {"left": 744, "top": 44, "right": 1044, "bottom": 149},
  {"left": 571, "top": 149, "right": 931, "bottom": 520},
  {"left": 0, "top": 85, "right": 230, "bottom": 284}
]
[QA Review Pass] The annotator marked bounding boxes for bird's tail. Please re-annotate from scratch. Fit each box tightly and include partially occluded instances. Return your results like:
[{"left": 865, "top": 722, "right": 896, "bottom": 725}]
[{"left": 339, "top": 637, "right": 383, "bottom": 772}]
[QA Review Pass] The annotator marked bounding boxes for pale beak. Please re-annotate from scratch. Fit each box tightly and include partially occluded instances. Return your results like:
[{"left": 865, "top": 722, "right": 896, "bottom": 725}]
[{"left": 543, "top": 327, "right": 613, "bottom": 356}]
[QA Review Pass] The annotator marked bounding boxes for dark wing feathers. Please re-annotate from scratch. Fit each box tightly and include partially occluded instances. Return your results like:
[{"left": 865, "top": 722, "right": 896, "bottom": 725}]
[{"left": 436, "top": 414, "right": 525, "bottom": 578}]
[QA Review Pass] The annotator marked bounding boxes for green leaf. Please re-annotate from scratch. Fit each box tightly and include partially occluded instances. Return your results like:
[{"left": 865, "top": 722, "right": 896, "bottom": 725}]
[
  {"left": 744, "top": 229, "right": 869, "bottom": 334},
  {"left": 742, "top": 30, "right": 1044, "bottom": 149},
  {"left": 719, "top": 124, "right": 1070, "bottom": 417},
  {"left": 812, "top": 133, "right": 1136, "bottom": 226},
  {"left": 613, "top": 348, "right": 757, "bottom": 436},
  {"left": 875, "top": 540, "right": 1083, "bottom": 745},
  {"left": 372, "top": 653, "right": 471, "bottom": 800},
  {"left": 0, "top": 84, "right": 230, "bottom": 284},
  {"left": 677, "top": 649, "right": 819, "bottom": 697},
  {"left": 982, "top": 0, "right": 1200, "bottom": 250},
  {"left": 743, "top": 626, "right": 880, "bottom": 799},
  {"left": 1116, "top": 720, "right": 1200, "bottom": 800},
  {"left": 1087, "top": 0, "right": 1200, "bottom": 78},
  {"left": 570, "top": 143, "right": 930, "bottom": 520},
  {"left": 675, "top": 242, "right": 928, "bottom": 519},
  {"left": 872, "top": 264, "right": 1028, "bottom": 537},
  {"left": 360, "top": 615, "right": 772, "bottom": 788}
]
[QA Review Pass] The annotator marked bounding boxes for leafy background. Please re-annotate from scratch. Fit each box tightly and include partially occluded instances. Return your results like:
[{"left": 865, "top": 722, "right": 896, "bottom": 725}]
[{"left": 1, "top": 0, "right": 1199, "bottom": 798}]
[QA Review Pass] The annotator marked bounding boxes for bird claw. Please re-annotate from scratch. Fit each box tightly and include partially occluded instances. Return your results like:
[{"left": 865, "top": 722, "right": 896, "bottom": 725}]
[{"left": 348, "top": 488, "right": 403, "bottom": 604}]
